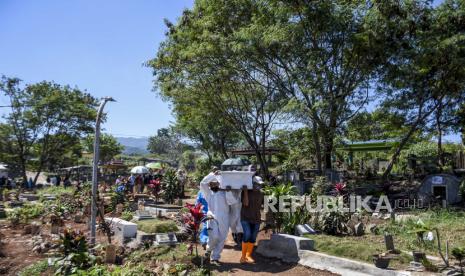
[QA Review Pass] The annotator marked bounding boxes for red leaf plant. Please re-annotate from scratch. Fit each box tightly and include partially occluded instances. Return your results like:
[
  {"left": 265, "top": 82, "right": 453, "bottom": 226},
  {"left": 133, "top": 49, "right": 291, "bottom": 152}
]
[
  {"left": 148, "top": 179, "right": 161, "bottom": 202},
  {"left": 334, "top": 182, "right": 346, "bottom": 195},
  {"left": 183, "top": 203, "right": 206, "bottom": 256}
]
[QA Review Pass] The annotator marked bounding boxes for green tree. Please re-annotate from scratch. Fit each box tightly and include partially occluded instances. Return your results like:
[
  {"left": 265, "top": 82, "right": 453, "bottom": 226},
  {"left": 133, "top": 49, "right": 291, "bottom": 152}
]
[
  {"left": 147, "top": 127, "right": 193, "bottom": 163},
  {"left": 378, "top": 0, "right": 465, "bottom": 179},
  {"left": 0, "top": 76, "right": 98, "bottom": 184},
  {"left": 180, "top": 150, "right": 198, "bottom": 172},
  {"left": 228, "top": 0, "right": 393, "bottom": 170},
  {"left": 83, "top": 134, "right": 124, "bottom": 164},
  {"left": 148, "top": 1, "right": 285, "bottom": 177}
]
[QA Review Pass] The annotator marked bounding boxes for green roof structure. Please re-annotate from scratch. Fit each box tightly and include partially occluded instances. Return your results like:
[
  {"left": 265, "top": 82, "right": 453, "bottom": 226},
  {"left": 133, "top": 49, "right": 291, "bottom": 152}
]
[{"left": 337, "top": 139, "right": 398, "bottom": 152}]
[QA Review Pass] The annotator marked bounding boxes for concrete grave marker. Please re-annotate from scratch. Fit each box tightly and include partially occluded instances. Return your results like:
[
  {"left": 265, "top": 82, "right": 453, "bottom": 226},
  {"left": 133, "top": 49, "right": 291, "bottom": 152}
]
[
  {"left": 105, "top": 217, "right": 137, "bottom": 239},
  {"left": 134, "top": 210, "right": 153, "bottom": 221},
  {"left": 295, "top": 224, "right": 317, "bottom": 236},
  {"left": 155, "top": 233, "right": 178, "bottom": 245},
  {"left": 384, "top": 234, "right": 395, "bottom": 252}
]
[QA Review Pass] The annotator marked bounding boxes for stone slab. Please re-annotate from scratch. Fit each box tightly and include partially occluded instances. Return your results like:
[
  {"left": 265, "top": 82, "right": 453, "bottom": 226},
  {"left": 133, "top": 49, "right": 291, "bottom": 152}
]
[
  {"left": 136, "top": 230, "right": 156, "bottom": 244},
  {"left": 19, "top": 194, "right": 40, "bottom": 201},
  {"left": 144, "top": 206, "right": 181, "bottom": 217},
  {"left": 298, "top": 250, "right": 411, "bottom": 276},
  {"left": 155, "top": 233, "right": 178, "bottom": 245},
  {"left": 133, "top": 210, "right": 153, "bottom": 221},
  {"left": 295, "top": 224, "right": 317, "bottom": 236},
  {"left": 104, "top": 217, "right": 137, "bottom": 238},
  {"left": 256, "top": 233, "right": 314, "bottom": 262}
]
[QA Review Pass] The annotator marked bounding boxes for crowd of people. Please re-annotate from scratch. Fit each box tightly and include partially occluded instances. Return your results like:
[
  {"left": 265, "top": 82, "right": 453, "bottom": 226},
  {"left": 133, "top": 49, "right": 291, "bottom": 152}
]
[
  {"left": 112, "top": 171, "right": 163, "bottom": 195},
  {"left": 198, "top": 165, "right": 264, "bottom": 265}
]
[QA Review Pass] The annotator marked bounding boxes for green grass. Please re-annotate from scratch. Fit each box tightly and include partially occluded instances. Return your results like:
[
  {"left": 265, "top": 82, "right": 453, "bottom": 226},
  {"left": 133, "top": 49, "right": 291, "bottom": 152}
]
[
  {"left": 127, "top": 244, "right": 189, "bottom": 263},
  {"left": 305, "top": 209, "right": 465, "bottom": 268},
  {"left": 136, "top": 219, "right": 179, "bottom": 233},
  {"left": 380, "top": 209, "right": 465, "bottom": 256},
  {"left": 37, "top": 186, "right": 75, "bottom": 197},
  {"left": 18, "top": 260, "right": 50, "bottom": 276},
  {"left": 307, "top": 234, "right": 412, "bottom": 269}
]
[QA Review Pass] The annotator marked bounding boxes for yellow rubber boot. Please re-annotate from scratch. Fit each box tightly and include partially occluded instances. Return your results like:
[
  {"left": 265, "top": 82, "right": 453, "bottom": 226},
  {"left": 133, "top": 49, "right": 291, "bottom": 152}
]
[
  {"left": 240, "top": 242, "right": 248, "bottom": 264},
  {"left": 245, "top": 242, "right": 255, "bottom": 263}
]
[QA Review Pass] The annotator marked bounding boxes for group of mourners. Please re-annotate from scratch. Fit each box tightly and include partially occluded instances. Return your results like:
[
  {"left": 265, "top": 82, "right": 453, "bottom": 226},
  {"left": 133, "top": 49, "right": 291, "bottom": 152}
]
[
  {"left": 114, "top": 172, "right": 163, "bottom": 195},
  {"left": 198, "top": 165, "right": 264, "bottom": 265}
]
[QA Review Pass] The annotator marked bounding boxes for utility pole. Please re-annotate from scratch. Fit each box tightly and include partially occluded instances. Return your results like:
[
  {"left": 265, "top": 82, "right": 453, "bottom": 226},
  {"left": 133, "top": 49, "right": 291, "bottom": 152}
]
[{"left": 90, "top": 97, "right": 115, "bottom": 245}]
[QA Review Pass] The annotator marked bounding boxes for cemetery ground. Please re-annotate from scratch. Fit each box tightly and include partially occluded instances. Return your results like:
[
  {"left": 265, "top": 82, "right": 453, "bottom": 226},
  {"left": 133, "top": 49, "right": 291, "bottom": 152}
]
[
  {"left": 1, "top": 183, "right": 465, "bottom": 275},
  {"left": 0, "top": 185, "right": 336, "bottom": 275}
]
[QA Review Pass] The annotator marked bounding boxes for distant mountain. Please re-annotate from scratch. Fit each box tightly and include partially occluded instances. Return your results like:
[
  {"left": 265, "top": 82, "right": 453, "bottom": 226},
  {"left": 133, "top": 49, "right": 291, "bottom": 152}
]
[{"left": 116, "top": 137, "right": 149, "bottom": 155}]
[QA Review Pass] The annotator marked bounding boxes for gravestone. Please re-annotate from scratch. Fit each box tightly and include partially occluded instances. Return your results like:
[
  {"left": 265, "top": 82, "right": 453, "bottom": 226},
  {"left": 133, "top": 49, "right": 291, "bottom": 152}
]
[
  {"left": 155, "top": 233, "right": 178, "bottom": 245},
  {"left": 19, "top": 194, "right": 39, "bottom": 201},
  {"left": 295, "top": 224, "right": 317, "bottom": 236},
  {"left": 136, "top": 230, "right": 156, "bottom": 243},
  {"left": 8, "top": 201, "right": 23, "bottom": 207},
  {"left": 42, "top": 194, "right": 56, "bottom": 201},
  {"left": 133, "top": 210, "right": 153, "bottom": 221},
  {"left": 104, "top": 217, "right": 137, "bottom": 239},
  {"left": 354, "top": 222, "right": 365, "bottom": 236},
  {"left": 0, "top": 204, "right": 6, "bottom": 219},
  {"left": 105, "top": 244, "right": 116, "bottom": 264},
  {"left": 384, "top": 234, "right": 395, "bottom": 252}
]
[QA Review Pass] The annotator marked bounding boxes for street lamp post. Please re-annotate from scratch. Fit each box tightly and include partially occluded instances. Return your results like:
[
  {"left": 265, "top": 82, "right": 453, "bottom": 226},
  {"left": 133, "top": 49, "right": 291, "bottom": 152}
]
[{"left": 90, "top": 97, "right": 115, "bottom": 245}]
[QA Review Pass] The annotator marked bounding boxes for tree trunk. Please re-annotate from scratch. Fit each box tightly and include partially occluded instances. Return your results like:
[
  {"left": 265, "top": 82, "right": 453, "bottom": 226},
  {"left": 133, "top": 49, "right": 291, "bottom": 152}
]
[
  {"left": 19, "top": 158, "right": 27, "bottom": 185},
  {"left": 382, "top": 123, "right": 419, "bottom": 180},
  {"left": 255, "top": 150, "right": 269, "bottom": 180},
  {"left": 220, "top": 138, "right": 229, "bottom": 160},
  {"left": 323, "top": 137, "right": 333, "bottom": 170},
  {"left": 311, "top": 122, "right": 322, "bottom": 174},
  {"left": 436, "top": 106, "right": 444, "bottom": 168}
]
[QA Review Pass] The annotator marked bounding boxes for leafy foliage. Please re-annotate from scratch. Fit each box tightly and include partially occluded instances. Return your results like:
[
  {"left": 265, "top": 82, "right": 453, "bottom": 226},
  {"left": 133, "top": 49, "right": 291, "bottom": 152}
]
[
  {"left": 262, "top": 182, "right": 297, "bottom": 233},
  {"left": 82, "top": 134, "right": 124, "bottom": 163},
  {"left": 54, "top": 229, "right": 96, "bottom": 275},
  {"left": 161, "top": 168, "right": 180, "bottom": 204},
  {"left": 7, "top": 203, "right": 44, "bottom": 224},
  {"left": 0, "top": 76, "right": 98, "bottom": 183}
]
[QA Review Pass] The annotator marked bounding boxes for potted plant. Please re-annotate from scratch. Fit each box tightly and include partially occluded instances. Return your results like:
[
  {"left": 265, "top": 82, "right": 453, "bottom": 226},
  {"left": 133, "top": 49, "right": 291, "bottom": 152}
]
[{"left": 373, "top": 253, "right": 392, "bottom": 269}]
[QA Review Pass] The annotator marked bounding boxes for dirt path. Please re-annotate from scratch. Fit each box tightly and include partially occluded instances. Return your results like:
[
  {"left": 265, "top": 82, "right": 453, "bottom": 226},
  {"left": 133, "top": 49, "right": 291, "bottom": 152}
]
[
  {"left": 0, "top": 223, "right": 44, "bottom": 275},
  {"left": 209, "top": 231, "right": 338, "bottom": 276}
]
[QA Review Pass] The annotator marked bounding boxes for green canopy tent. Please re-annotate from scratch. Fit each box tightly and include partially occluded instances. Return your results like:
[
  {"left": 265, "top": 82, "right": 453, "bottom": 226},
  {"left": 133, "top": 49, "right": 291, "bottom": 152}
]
[
  {"left": 145, "top": 162, "right": 163, "bottom": 170},
  {"left": 336, "top": 139, "right": 399, "bottom": 171}
]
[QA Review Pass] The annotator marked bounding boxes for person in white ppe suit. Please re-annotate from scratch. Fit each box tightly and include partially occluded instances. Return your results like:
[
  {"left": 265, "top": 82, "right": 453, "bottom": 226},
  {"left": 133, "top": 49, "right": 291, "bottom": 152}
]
[{"left": 199, "top": 167, "right": 230, "bottom": 264}]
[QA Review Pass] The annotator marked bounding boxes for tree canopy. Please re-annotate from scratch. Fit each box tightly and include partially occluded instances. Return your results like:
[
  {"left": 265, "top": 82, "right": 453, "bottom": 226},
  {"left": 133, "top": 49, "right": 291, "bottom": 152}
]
[{"left": 0, "top": 76, "right": 98, "bottom": 183}]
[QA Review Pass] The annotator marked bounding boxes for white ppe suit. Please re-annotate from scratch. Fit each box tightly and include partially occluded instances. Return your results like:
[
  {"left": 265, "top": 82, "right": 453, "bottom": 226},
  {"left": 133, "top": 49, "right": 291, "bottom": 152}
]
[{"left": 200, "top": 172, "right": 231, "bottom": 261}]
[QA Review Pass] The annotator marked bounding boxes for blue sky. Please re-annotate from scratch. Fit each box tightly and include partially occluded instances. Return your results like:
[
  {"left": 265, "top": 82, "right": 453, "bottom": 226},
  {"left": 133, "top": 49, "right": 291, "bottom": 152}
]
[
  {"left": 0, "top": 0, "right": 458, "bottom": 142},
  {"left": 0, "top": 0, "right": 193, "bottom": 137}
]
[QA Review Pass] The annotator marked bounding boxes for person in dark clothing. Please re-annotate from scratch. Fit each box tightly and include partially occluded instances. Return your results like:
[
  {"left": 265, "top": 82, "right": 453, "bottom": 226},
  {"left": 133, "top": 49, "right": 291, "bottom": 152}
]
[
  {"left": 240, "top": 181, "right": 264, "bottom": 264},
  {"left": 64, "top": 177, "right": 71, "bottom": 187},
  {"left": 0, "top": 176, "right": 6, "bottom": 188},
  {"left": 56, "top": 175, "right": 62, "bottom": 186}
]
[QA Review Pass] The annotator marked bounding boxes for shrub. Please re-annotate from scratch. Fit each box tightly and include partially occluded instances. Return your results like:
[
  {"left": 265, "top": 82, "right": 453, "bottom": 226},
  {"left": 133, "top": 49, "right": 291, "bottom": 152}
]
[
  {"left": 263, "top": 182, "right": 297, "bottom": 233},
  {"left": 54, "top": 229, "right": 97, "bottom": 275},
  {"left": 7, "top": 203, "right": 44, "bottom": 225},
  {"left": 162, "top": 168, "right": 179, "bottom": 204},
  {"left": 121, "top": 211, "right": 133, "bottom": 221}
]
